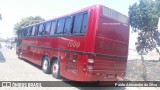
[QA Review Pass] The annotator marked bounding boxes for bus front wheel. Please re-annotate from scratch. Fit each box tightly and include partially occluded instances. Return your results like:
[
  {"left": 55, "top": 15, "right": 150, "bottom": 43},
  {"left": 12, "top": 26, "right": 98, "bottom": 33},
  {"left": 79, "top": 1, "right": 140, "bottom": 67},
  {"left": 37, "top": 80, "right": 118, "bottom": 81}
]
[
  {"left": 51, "top": 59, "right": 60, "bottom": 79},
  {"left": 18, "top": 50, "right": 23, "bottom": 59}
]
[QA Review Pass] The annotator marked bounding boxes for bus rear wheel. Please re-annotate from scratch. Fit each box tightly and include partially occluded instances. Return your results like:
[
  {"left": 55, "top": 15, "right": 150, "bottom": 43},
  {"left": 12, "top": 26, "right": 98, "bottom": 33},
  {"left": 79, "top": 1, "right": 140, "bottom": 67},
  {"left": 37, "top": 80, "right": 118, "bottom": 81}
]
[
  {"left": 42, "top": 56, "right": 51, "bottom": 74},
  {"left": 51, "top": 59, "right": 60, "bottom": 79}
]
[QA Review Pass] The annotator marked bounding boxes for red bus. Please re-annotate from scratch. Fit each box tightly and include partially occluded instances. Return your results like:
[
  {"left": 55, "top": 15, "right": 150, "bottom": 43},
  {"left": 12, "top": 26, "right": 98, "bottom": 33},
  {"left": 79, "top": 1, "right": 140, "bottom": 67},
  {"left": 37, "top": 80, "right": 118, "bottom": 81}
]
[{"left": 16, "top": 4, "right": 129, "bottom": 82}]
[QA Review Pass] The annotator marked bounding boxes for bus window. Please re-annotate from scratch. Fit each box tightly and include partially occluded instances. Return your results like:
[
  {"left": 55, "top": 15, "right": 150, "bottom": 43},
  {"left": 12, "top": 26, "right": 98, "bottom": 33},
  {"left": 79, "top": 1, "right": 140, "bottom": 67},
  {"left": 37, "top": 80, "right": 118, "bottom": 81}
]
[
  {"left": 81, "top": 13, "right": 89, "bottom": 33},
  {"left": 22, "top": 29, "right": 27, "bottom": 37},
  {"left": 31, "top": 26, "right": 36, "bottom": 36},
  {"left": 27, "top": 27, "right": 32, "bottom": 36},
  {"left": 56, "top": 18, "right": 65, "bottom": 34},
  {"left": 50, "top": 21, "right": 57, "bottom": 35},
  {"left": 38, "top": 24, "right": 45, "bottom": 36},
  {"left": 45, "top": 22, "right": 51, "bottom": 35},
  {"left": 20, "top": 29, "right": 23, "bottom": 37},
  {"left": 24, "top": 28, "right": 28, "bottom": 37},
  {"left": 73, "top": 14, "right": 83, "bottom": 34},
  {"left": 64, "top": 17, "right": 72, "bottom": 34},
  {"left": 34, "top": 25, "right": 39, "bottom": 36}
]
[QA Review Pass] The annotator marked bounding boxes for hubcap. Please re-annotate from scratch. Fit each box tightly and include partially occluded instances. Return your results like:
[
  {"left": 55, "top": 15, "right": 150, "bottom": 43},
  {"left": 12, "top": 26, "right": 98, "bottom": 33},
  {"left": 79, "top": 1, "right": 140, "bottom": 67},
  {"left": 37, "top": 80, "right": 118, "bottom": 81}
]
[
  {"left": 52, "top": 63, "right": 58, "bottom": 74},
  {"left": 53, "top": 66, "right": 56, "bottom": 71},
  {"left": 43, "top": 59, "right": 48, "bottom": 71}
]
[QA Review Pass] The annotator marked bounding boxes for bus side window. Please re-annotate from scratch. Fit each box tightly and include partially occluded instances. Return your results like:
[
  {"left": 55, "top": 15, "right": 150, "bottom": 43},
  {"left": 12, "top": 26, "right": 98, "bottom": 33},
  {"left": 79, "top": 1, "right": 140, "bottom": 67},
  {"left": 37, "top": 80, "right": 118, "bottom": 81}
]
[
  {"left": 26, "top": 27, "right": 31, "bottom": 36},
  {"left": 24, "top": 28, "right": 28, "bottom": 37},
  {"left": 34, "top": 25, "right": 39, "bottom": 36},
  {"left": 23, "top": 28, "right": 27, "bottom": 37},
  {"left": 45, "top": 22, "right": 51, "bottom": 36},
  {"left": 73, "top": 13, "right": 83, "bottom": 34},
  {"left": 31, "top": 26, "right": 36, "bottom": 36},
  {"left": 56, "top": 18, "right": 65, "bottom": 34},
  {"left": 38, "top": 24, "right": 45, "bottom": 36},
  {"left": 21, "top": 29, "right": 24, "bottom": 37},
  {"left": 81, "top": 13, "right": 89, "bottom": 33},
  {"left": 50, "top": 20, "right": 57, "bottom": 35},
  {"left": 64, "top": 17, "right": 72, "bottom": 34},
  {"left": 72, "top": 11, "right": 89, "bottom": 35},
  {"left": 22, "top": 29, "right": 26, "bottom": 37},
  {"left": 29, "top": 27, "right": 32, "bottom": 36},
  {"left": 25, "top": 28, "right": 28, "bottom": 37}
]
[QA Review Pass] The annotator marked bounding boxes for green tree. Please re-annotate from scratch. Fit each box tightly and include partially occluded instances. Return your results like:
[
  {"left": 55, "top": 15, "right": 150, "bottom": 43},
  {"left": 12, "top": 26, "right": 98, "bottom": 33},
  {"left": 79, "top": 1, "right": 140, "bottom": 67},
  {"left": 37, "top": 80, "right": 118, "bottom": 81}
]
[
  {"left": 14, "top": 16, "right": 45, "bottom": 34},
  {"left": 156, "top": 0, "right": 160, "bottom": 13},
  {"left": 129, "top": 0, "right": 160, "bottom": 81}
]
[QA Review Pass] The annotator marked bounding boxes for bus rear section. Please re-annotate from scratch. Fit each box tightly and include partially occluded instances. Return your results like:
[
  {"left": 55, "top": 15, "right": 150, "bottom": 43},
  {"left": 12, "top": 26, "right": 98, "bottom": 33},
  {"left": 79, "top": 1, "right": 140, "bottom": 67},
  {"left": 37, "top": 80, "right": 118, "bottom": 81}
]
[{"left": 86, "top": 6, "right": 129, "bottom": 81}]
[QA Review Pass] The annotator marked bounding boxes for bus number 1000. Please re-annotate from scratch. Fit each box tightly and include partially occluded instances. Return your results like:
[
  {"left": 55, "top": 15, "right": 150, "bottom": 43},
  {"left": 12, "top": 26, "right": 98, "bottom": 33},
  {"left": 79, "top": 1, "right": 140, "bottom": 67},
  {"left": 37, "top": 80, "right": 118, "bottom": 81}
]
[{"left": 68, "top": 41, "right": 80, "bottom": 48}]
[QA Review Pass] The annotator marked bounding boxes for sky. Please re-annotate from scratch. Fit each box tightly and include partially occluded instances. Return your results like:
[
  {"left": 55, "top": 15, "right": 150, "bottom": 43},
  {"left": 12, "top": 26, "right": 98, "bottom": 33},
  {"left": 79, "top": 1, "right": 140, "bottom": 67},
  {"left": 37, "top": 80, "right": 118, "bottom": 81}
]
[{"left": 0, "top": 0, "right": 139, "bottom": 48}]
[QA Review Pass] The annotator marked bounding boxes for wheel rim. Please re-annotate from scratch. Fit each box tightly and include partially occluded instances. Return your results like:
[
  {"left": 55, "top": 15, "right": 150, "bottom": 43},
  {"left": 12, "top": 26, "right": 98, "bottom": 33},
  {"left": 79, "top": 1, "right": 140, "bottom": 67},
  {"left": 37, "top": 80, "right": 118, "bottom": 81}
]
[
  {"left": 43, "top": 59, "right": 48, "bottom": 71},
  {"left": 52, "top": 62, "right": 59, "bottom": 75}
]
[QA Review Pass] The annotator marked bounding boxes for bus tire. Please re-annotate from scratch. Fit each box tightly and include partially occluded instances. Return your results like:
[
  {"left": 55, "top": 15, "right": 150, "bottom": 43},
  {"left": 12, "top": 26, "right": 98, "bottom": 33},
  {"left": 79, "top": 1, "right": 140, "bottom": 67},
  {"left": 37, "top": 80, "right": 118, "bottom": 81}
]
[
  {"left": 51, "top": 59, "right": 61, "bottom": 79},
  {"left": 18, "top": 50, "right": 23, "bottom": 59},
  {"left": 42, "top": 56, "right": 51, "bottom": 74}
]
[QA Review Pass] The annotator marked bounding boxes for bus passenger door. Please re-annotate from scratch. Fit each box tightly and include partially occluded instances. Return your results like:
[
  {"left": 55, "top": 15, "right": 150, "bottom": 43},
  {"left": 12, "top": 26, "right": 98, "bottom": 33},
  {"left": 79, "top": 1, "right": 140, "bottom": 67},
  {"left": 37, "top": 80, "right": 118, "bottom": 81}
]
[
  {"left": 28, "top": 25, "right": 38, "bottom": 64},
  {"left": 21, "top": 37, "right": 28, "bottom": 59}
]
